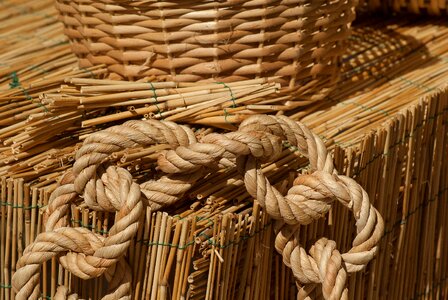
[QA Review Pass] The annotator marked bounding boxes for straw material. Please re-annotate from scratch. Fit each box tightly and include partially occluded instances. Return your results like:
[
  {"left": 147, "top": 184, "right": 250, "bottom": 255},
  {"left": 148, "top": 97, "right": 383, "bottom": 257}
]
[
  {"left": 11, "top": 115, "right": 384, "bottom": 300},
  {"left": 42, "top": 78, "right": 283, "bottom": 131},
  {"left": 1, "top": 2, "right": 448, "bottom": 300},
  {"left": 54, "top": 0, "right": 357, "bottom": 102}
]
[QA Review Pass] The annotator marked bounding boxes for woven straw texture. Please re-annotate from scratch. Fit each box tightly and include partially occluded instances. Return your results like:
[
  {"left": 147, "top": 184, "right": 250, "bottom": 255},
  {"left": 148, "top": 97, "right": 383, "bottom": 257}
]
[
  {"left": 1, "top": 2, "right": 448, "bottom": 298},
  {"left": 55, "top": 0, "right": 356, "bottom": 101},
  {"left": 360, "top": 0, "right": 448, "bottom": 14}
]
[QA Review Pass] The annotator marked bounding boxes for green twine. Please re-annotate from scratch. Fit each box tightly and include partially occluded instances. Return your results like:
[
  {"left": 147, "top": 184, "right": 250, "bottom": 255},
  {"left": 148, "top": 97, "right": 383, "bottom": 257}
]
[
  {"left": 0, "top": 201, "right": 45, "bottom": 209},
  {"left": 217, "top": 82, "right": 237, "bottom": 108},
  {"left": 203, "top": 221, "right": 273, "bottom": 249},
  {"left": 352, "top": 107, "right": 448, "bottom": 176},
  {"left": 138, "top": 186, "right": 448, "bottom": 250},
  {"left": 139, "top": 239, "right": 195, "bottom": 250},
  {"left": 8, "top": 71, "right": 48, "bottom": 112},
  {"left": 29, "top": 64, "right": 50, "bottom": 75},
  {"left": 396, "top": 76, "right": 435, "bottom": 93},
  {"left": 382, "top": 186, "right": 448, "bottom": 238},
  {"left": 223, "top": 108, "right": 232, "bottom": 125},
  {"left": 149, "top": 82, "right": 163, "bottom": 119},
  {"left": 139, "top": 220, "right": 273, "bottom": 250},
  {"left": 79, "top": 67, "right": 96, "bottom": 79},
  {"left": 9, "top": 71, "right": 20, "bottom": 89},
  {"left": 70, "top": 219, "right": 109, "bottom": 234},
  {"left": 0, "top": 284, "right": 11, "bottom": 289}
]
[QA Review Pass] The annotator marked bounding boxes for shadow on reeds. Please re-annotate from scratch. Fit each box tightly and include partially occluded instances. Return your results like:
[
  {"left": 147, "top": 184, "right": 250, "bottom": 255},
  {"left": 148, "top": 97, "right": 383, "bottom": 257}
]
[{"left": 290, "top": 15, "right": 445, "bottom": 116}]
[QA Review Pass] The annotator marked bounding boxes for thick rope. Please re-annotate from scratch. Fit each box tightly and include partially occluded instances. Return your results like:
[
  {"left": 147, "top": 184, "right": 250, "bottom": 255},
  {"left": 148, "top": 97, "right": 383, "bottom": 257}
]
[
  {"left": 13, "top": 166, "right": 140, "bottom": 300},
  {"left": 12, "top": 115, "right": 383, "bottom": 299}
]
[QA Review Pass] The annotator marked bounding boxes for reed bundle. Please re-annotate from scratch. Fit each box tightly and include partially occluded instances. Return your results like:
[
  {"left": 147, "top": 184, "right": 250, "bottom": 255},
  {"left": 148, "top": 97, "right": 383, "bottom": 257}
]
[
  {"left": 0, "top": 2, "right": 447, "bottom": 300},
  {"left": 0, "top": 0, "right": 74, "bottom": 83},
  {"left": 1, "top": 87, "right": 446, "bottom": 299},
  {"left": 0, "top": 59, "right": 108, "bottom": 177},
  {"left": 42, "top": 77, "right": 283, "bottom": 131},
  {"left": 0, "top": 0, "right": 109, "bottom": 178}
]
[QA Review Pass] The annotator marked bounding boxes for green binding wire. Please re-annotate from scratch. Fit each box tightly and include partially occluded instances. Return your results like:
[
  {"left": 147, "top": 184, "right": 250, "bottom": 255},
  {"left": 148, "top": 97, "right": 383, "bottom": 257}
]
[
  {"left": 8, "top": 71, "right": 48, "bottom": 113},
  {"left": 217, "top": 82, "right": 237, "bottom": 108},
  {"left": 214, "top": 82, "right": 237, "bottom": 125},
  {"left": 0, "top": 284, "right": 11, "bottom": 289},
  {"left": 0, "top": 201, "right": 45, "bottom": 209},
  {"left": 149, "top": 82, "right": 163, "bottom": 119}
]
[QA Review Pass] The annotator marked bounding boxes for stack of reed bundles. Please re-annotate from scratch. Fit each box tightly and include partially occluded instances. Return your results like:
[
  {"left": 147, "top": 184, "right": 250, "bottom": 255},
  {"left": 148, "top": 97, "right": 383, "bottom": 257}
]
[{"left": 0, "top": 1, "right": 447, "bottom": 300}]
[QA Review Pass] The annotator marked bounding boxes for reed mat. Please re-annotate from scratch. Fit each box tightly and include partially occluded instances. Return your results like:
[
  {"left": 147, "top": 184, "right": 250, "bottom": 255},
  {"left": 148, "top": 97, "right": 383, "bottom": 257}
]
[{"left": 0, "top": 3, "right": 447, "bottom": 300}]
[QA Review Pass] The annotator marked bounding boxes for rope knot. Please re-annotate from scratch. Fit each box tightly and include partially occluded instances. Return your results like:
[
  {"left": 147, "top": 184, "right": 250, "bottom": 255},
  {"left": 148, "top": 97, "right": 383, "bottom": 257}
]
[
  {"left": 12, "top": 165, "right": 143, "bottom": 300},
  {"left": 12, "top": 115, "right": 383, "bottom": 300},
  {"left": 275, "top": 226, "right": 348, "bottom": 300}
]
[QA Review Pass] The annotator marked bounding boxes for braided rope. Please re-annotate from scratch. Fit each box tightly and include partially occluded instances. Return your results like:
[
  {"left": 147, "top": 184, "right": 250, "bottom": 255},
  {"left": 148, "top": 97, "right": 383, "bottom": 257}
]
[{"left": 12, "top": 115, "right": 383, "bottom": 299}]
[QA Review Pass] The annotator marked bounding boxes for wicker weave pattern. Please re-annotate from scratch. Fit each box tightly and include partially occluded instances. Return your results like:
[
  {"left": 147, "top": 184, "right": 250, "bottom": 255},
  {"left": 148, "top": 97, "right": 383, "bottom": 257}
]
[{"left": 55, "top": 0, "right": 356, "bottom": 101}]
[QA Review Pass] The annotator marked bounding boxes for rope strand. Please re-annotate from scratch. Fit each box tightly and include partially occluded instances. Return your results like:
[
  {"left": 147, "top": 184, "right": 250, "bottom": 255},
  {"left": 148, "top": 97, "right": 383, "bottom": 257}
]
[{"left": 12, "top": 115, "right": 383, "bottom": 300}]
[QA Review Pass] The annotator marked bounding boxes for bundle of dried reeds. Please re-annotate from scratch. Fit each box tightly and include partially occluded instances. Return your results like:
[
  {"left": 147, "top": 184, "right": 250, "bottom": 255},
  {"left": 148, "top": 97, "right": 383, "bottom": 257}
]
[
  {"left": 42, "top": 77, "right": 283, "bottom": 130},
  {"left": 1, "top": 86, "right": 446, "bottom": 299}
]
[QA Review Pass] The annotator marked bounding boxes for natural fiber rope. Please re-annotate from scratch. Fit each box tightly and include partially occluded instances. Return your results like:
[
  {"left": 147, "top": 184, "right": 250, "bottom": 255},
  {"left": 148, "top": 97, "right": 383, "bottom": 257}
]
[{"left": 12, "top": 115, "right": 383, "bottom": 300}]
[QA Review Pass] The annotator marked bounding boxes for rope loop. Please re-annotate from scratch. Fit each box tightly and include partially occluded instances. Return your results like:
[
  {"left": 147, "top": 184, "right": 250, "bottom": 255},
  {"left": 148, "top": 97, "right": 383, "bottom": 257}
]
[{"left": 12, "top": 115, "right": 383, "bottom": 300}]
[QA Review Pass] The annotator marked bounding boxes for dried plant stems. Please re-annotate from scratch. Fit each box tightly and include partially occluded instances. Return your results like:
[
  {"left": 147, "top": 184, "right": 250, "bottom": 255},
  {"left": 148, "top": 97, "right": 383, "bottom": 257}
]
[{"left": 1, "top": 6, "right": 448, "bottom": 300}]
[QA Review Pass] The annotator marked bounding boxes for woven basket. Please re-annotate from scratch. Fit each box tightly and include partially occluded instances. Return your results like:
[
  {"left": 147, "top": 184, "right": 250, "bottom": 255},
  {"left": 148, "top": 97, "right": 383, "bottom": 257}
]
[
  {"left": 359, "top": 0, "right": 447, "bottom": 14},
  {"left": 55, "top": 0, "right": 357, "bottom": 101}
]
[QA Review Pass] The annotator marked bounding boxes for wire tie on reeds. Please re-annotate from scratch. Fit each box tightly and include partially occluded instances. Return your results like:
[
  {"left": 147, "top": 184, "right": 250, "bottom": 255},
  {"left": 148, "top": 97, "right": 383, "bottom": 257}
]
[
  {"left": 0, "top": 283, "right": 12, "bottom": 289},
  {"left": 196, "top": 215, "right": 214, "bottom": 226},
  {"left": 79, "top": 67, "right": 96, "bottom": 78},
  {"left": 223, "top": 108, "right": 233, "bottom": 125},
  {"left": 350, "top": 107, "right": 447, "bottom": 161},
  {"left": 9, "top": 71, "right": 20, "bottom": 89},
  {"left": 197, "top": 221, "right": 272, "bottom": 249},
  {"left": 37, "top": 102, "right": 49, "bottom": 113},
  {"left": 70, "top": 219, "right": 110, "bottom": 234},
  {"left": 29, "top": 64, "right": 50, "bottom": 75},
  {"left": 8, "top": 71, "right": 49, "bottom": 112},
  {"left": 439, "top": 55, "right": 448, "bottom": 63},
  {"left": 174, "top": 84, "right": 188, "bottom": 108},
  {"left": 138, "top": 239, "right": 195, "bottom": 250},
  {"left": 0, "top": 201, "right": 44, "bottom": 209},
  {"left": 354, "top": 66, "right": 435, "bottom": 95},
  {"left": 382, "top": 186, "right": 448, "bottom": 238},
  {"left": 217, "top": 82, "right": 237, "bottom": 108},
  {"left": 333, "top": 107, "right": 447, "bottom": 176},
  {"left": 149, "top": 82, "right": 163, "bottom": 119},
  {"left": 327, "top": 94, "right": 390, "bottom": 120},
  {"left": 396, "top": 76, "right": 435, "bottom": 93}
]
